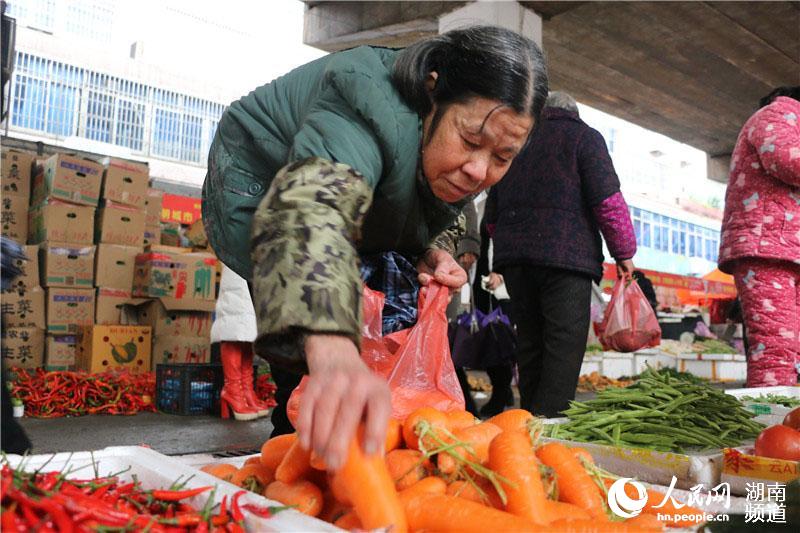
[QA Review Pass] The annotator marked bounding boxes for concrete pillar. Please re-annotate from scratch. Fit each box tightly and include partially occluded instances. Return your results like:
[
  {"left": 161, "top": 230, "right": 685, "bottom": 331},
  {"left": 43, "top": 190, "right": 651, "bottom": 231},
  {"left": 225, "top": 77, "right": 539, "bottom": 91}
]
[
  {"left": 438, "top": 1, "right": 542, "bottom": 47},
  {"left": 706, "top": 153, "right": 732, "bottom": 184}
]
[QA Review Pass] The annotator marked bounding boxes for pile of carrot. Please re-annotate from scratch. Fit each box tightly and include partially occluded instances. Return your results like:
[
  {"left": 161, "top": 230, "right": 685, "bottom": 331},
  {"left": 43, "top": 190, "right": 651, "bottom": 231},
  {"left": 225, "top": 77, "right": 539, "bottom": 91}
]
[{"left": 199, "top": 408, "right": 709, "bottom": 532}]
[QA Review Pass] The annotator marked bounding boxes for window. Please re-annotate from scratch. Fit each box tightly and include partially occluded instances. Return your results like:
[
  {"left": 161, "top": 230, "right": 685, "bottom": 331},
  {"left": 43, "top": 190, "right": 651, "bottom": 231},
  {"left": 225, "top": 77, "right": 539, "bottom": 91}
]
[
  {"left": 642, "top": 222, "right": 651, "bottom": 247},
  {"left": 6, "top": 0, "right": 56, "bottom": 32}
]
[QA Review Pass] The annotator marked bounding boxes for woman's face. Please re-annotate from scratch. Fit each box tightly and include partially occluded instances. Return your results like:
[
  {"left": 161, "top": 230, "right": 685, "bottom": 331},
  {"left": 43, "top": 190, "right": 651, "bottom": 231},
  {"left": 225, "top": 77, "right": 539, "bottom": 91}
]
[{"left": 421, "top": 97, "right": 534, "bottom": 203}]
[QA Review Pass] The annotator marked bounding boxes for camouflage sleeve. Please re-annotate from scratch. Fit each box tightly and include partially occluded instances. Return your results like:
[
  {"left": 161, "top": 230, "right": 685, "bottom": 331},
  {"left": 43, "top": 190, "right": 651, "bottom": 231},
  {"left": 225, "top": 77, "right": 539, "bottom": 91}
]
[
  {"left": 426, "top": 212, "right": 466, "bottom": 257},
  {"left": 250, "top": 157, "right": 373, "bottom": 374}
]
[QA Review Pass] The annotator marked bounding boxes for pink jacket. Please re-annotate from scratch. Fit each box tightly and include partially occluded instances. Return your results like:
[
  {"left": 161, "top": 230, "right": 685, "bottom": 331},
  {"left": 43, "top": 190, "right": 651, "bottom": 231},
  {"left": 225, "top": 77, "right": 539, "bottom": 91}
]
[{"left": 719, "top": 96, "right": 800, "bottom": 273}]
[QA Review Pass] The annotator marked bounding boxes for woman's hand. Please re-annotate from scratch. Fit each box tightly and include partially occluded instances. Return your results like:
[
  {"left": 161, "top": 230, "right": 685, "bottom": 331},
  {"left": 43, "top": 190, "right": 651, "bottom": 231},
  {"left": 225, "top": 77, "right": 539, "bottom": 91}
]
[
  {"left": 485, "top": 272, "right": 504, "bottom": 291},
  {"left": 417, "top": 248, "right": 468, "bottom": 289},
  {"left": 616, "top": 258, "right": 635, "bottom": 280},
  {"left": 457, "top": 252, "right": 477, "bottom": 272},
  {"left": 296, "top": 334, "right": 391, "bottom": 470}
]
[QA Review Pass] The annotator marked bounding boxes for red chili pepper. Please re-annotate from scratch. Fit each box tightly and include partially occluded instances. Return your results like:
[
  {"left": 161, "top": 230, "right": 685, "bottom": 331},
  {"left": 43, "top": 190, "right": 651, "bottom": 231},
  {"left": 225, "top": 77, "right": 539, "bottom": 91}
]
[
  {"left": 241, "top": 503, "right": 273, "bottom": 519},
  {"left": 19, "top": 501, "right": 41, "bottom": 527},
  {"left": 230, "top": 491, "right": 245, "bottom": 523},
  {"left": 158, "top": 513, "right": 202, "bottom": 527},
  {"left": 1, "top": 507, "right": 27, "bottom": 533},
  {"left": 151, "top": 486, "right": 211, "bottom": 501}
]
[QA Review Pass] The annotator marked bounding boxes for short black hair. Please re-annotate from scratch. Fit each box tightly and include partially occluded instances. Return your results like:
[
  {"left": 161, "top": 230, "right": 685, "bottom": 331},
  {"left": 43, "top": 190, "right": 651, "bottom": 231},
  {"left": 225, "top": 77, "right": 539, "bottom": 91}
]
[
  {"left": 392, "top": 25, "right": 548, "bottom": 137},
  {"left": 758, "top": 86, "right": 800, "bottom": 109}
]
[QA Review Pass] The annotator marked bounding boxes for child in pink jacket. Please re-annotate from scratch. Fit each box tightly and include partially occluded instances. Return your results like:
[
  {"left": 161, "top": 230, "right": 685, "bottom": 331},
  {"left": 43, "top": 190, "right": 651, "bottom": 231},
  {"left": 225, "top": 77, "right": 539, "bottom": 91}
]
[{"left": 719, "top": 87, "right": 800, "bottom": 387}]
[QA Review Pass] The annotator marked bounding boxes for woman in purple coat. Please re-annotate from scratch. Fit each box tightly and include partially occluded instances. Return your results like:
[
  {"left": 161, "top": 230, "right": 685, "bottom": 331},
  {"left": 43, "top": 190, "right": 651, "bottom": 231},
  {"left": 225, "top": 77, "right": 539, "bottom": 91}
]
[{"left": 485, "top": 92, "right": 637, "bottom": 417}]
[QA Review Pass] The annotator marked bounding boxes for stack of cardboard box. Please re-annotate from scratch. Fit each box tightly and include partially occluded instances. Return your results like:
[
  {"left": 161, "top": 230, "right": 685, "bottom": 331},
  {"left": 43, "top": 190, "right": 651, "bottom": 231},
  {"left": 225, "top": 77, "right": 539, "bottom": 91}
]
[{"left": 1, "top": 149, "right": 46, "bottom": 368}]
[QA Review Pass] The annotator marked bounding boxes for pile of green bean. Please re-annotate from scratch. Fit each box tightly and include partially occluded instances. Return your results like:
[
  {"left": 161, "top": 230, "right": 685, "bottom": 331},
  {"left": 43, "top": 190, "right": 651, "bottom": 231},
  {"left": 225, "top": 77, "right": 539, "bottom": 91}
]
[{"left": 548, "top": 368, "right": 764, "bottom": 452}]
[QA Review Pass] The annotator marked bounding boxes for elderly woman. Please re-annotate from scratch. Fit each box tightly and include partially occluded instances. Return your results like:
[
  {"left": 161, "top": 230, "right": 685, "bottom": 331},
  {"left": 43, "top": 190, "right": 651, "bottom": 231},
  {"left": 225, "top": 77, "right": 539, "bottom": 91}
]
[
  {"left": 202, "top": 25, "right": 548, "bottom": 469},
  {"left": 485, "top": 91, "right": 637, "bottom": 418},
  {"left": 718, "top": 86, "right": 800, "bottom": 387}
]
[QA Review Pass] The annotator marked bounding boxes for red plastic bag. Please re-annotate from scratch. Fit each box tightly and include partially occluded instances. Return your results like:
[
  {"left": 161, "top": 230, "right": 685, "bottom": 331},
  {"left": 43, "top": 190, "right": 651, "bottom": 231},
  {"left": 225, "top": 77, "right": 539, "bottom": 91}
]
[
  {"left": 597, "top": 278, "right": 661, "bottom": 353},
  {"left": 287, "top": 282, "right": 465, "bottom": 424}
]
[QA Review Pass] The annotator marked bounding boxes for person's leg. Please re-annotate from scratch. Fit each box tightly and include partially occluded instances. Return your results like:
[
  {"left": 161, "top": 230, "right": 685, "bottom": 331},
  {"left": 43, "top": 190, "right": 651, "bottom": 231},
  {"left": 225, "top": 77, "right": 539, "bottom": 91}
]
[
  {"left": 734, "top": 259, "right": 800, "bottom": 386},
  {"left": 480, "top": 363, "right": 513, "bottom": 417},
  {"left": 455, "top": 366, "right": 479, "bottom": 416},
  {"left": 219, "top": 341, "right": 259, "bottom": 420},
  {"left": 269, "top": 366, "right": 303, "bottom": 437},
  {"left": 502, "top": 265, "right": 544, "bottom": 413},
  {"left": 240, "top": 342, "right": 271, "bottom": 416},
  {"left": 532, "top": 268, "right": 592, "bottom": 418}
]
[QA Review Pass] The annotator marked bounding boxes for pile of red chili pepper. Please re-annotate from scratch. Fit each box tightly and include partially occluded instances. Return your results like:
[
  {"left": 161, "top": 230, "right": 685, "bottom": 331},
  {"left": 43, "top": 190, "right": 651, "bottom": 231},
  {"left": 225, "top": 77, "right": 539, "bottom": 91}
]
[
  {"left": 9, "top": 368, "right": 157, "bottom": 418},
  {"left": 1, "top": 462, "right": 283, "bottom": 532},
  {"left": 254, "top": 374, "right": 277, "bottom": 409}
]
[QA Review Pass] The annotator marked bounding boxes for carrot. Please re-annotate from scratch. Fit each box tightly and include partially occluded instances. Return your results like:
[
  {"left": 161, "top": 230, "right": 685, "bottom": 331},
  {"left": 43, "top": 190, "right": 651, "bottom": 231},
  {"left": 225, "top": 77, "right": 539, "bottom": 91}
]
[
  {"left": 385, "top": 418, "right": 404, "bottom": 452},
  {"left": 244, "top": 456, "right": 263, "bottom": 467},
  {"left": 447, "top": 479, "right": 503, "bottom": 509},
  {"left": 334, "top": 510, "right": 362, "bottom": 530},
  {"left": 230, "top": 463, "right": 274, "bottom": 492},
  {"left": 309, "top": 450, "right": 327, "bottom": 471},
  {"left": 275, "top": 438, "right": 312, "bottom": 484},
  {"left": 319, "top": 494, "right": 349, "bottom": 523},
  {"left": 487, "top": 430, "right": 550, "bottom": 525},
  {"left": 572, "top": 447, "right": 595, "bottom": 465},
  {"left": 487, "top": 409, "right": 533, "bottom": 434},
  {"left": 385, "top": 449, "right": 428, "bottom": 491},
  {"left": 547, "top": 519, "right": 660, "bottom": 532},
  {"left": 397, "top": 476, "right": 448, "bottom": 509},
  {"left": 543, "top": 501, "right": 590, "bottom": 521},
  {"left": 625, "top": 513, "right": 664, "bottom": 530},
  {"left": 447, "top": 409, "right": 478, "bottom": 431},
  {"left": 537, "top": 442, "right": 608, "bottom": 520},
  {"left": 333, "top": 428, "right": 407, "bottom": 532},
  {"left": 601, "top": 479, "right": 704, "bottom": 527},
  {"left": 402, "top": 406, "right": 450, "bottom": 451},
  {"left": 405, "top": 494, "right": 539, "bottom": 532},
  {"left": 264, "top": 479, "right": 324, "bottom": 516},
  {"left": 438, "top": 422, "right": 502, "bottom": 474},
  {"left": 260, "top": 433, "right": 296, "bottom": 471},
  {"left": 200, "top": 463, "right": 237, "bottom": 482}
]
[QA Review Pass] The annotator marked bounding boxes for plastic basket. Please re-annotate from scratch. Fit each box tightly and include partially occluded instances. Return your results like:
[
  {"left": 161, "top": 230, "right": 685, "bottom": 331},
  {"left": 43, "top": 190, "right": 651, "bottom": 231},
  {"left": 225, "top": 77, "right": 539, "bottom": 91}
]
[{"left": 156, "top": 363, "right": 223, "bottom": 415}]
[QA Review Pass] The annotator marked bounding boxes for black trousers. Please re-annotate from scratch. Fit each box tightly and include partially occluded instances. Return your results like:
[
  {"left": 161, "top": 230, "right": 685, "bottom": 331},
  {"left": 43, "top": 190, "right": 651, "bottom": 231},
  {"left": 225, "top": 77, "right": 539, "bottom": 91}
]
[{"left": 501, "top": 265, "right": 592, "bottom": 418}]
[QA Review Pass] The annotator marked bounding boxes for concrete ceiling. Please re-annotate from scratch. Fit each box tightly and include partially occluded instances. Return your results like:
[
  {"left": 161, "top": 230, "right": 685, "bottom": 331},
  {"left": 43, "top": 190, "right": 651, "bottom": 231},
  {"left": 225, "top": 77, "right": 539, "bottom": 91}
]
[{"left": 303, "top": 1, "right": 800, "bottom": 181}]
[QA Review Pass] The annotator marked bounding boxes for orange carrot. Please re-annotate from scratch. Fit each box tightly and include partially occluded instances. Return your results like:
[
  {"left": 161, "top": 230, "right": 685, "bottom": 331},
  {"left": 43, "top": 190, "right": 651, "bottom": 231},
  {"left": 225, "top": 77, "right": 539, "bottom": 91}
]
[
  {"left": 601, "top": 479, "right": 704, "bottom": 527},
  {"left": 334, "top": 510, "right": 362, "bottom": 530},
  {"left": 397, "top": 476, "right": 448, "bottom": 509},
  {"left": 260, "top": 434, "right": 296, "bottom": 471},
  {"left": 447, "top": 479, "right": 503, "bottom": 509},
  {"left": 625, "top": 513, "right": 665, "bottom": 530},
  {"left": 572, "top": 447, "right": 595, "bottom": 465},
  {"left": 543, "top": 500, "right": 590, "bottom": 521},
  {"left": 264, "top": 479, "right": 323, "bottom": 517},
  {"left": 309, "top": 450, "right": 327, "bottom": 471},
  {"left": 328, "top": 472, "right": 352, "bottom": 506},
  {"left": 319, "top": 494, "right": 349, "bottom": 523},
  {"left": 405, "top": 494, "right": 539, "bottom": 532},
  {"left": 402, "top": 406, "right": 450, "bottom": 451},
  {"left": 438, "top": 422, "right": 502, "bottom": 474},
  {"left": 547, "top": 519, "right": 661, "bottom": 532},
  {"left": 488, "top": 430, "right": 550, "bottom": 525},
  {"left": 385, "top": 449, "right": 428, "bottom": 491},
  {"left": 200, "top": 463, "right": 237, "bottom": 482},
  {"left": 275, "top": 438, "right": 312, "bottom": 484},
  {"left": 537, "top": 442, "right": 608, "bottom": 520},
  {"left": 230, "top": 463, "right": 274, "bottom": 492},
  {"left": 447, "top": 409, "right": 478, "bottom": 431},
  {"left": 487, "top": 409, "right": 533, "bottom": 434},
  {"left": 244, "top": 456, "right": 263, "bottom": 467},
  {"left": 333, "top": 428, "right": 407, "bottom": 532},
  {"left": 385, "top": 418, "right": 404, "bottom": 452}
]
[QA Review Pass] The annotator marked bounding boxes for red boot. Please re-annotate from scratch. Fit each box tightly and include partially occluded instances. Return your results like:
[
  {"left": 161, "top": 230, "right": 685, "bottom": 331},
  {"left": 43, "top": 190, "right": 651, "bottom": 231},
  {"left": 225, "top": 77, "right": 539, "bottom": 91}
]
[
  {"left": 220, "top": 342, "right": 259, "bottom": 421},
  {"left": 240, "top": 343, "right": 271, "bottom": 417}
]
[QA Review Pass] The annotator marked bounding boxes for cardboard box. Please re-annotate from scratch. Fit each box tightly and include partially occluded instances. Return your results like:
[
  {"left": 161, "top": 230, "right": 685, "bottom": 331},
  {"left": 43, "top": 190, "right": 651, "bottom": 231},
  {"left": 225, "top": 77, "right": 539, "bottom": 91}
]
[
  {"left": 45, "top": 287, "right": 95, "bottom": 334},
  {"left": 101, "top": 158, "right": 149, "bottom": 208},
  {"left": 32, "top": 153, "right": 103, "bottom": 207},
  {"left": 145, "top": 188, "right": 163, "bottom": 226},
  {"left": 123, "top": 297, "right": 214, "bottom": 338},
  {"left": 40, "top": 242, "right": 95, "bottom": 288},
  {"left": 45, "top": 335, "right": 78, "bottom": 369},
  {"left": 143, "top": 225, "right": 161, "bottom": 247},
  {"left": 28, "top": 201, "right": 95, "bottom": 244},
  {"left": 96, "top": 201, "right": 146, "bottom": 246},
  {"left": 1, "top": 194, "right": 28, "bottom": 242},
  {"left": 94, "top": 244, "right": 141, "bottom": 290},
  {"left": 722, "top": 447, "right": 800, "bottom": 496},
  {"left": 1, "top": 149, "right": 35, "bottom": 201},
  {"left": 1, "top": 326, "right": 44, "bottom": 368},
  {"left": 77, "top": 325, "right": 151, "bottom": 373},
  {"left": 132, "top": 251, "right": 217, "bottom": 301},
  {"left": 95, "top": 288, "right": 131, "bottom": 324},
  {"left": 1, "top": 286, "right": 45, "bottom": 328},
  {"left": 185, "top": 219, "right": 207, "bottom": 248},
  {"left": 5, "top": 245, "right": 40, "bottom": 290},
  {"left": 152, "top": 335, "right": 210, "bottom": 369},
  {"left": 160, "top": 222, "right": 182, "bottom": 247}
]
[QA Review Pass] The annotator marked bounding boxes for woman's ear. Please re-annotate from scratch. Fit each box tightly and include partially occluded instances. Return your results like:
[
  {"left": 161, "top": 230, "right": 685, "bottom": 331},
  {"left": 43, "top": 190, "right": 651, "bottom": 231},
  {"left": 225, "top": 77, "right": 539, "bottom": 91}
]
[{"left": 425, "top": 71, "right": 439, "bottom": 96}]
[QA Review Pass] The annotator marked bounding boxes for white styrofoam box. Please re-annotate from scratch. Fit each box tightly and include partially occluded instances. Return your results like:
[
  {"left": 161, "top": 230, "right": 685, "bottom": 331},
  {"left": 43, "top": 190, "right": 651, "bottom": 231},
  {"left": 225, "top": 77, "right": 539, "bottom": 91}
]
[
  {"left": 633, "top": 351, "right": 677, "bottom": 375},
  {"left": 715, "top": 360, "right": 747, "bottom": 382},
  {"left": 676, "top": 354, "right": 747, "bottom": 382},
  {"left": 725, "top": 385, "right": 800, "bottom": 417},
  {"left": 579, "top": 354, "right": 602, "bottom": 375},
  {"left": 7, "top": 447, "right": 339, "bottom": 532},
  {"left": 600, "top": 352, "right": 635, "bottom": 379}
]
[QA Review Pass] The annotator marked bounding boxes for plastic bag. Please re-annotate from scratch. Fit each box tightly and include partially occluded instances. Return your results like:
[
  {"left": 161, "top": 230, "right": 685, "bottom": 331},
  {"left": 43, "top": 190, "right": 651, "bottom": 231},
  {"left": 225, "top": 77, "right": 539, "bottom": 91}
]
[
  {"left": 598, "top": 278, "right": 661, "bottom": 353},
  {"left": 287, "top": 282, "right": 465, "bottom": 424}
]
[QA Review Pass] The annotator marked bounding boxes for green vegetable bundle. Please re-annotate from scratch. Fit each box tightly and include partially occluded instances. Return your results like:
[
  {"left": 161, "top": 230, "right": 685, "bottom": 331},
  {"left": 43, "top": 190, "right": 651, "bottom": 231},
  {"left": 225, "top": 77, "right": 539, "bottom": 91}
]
[
  {"left": 740, "top": 394, "right": 800, "bottom": 408},
  {"left": 548, "top": 367, "right": 763, "bottom": 452}
]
